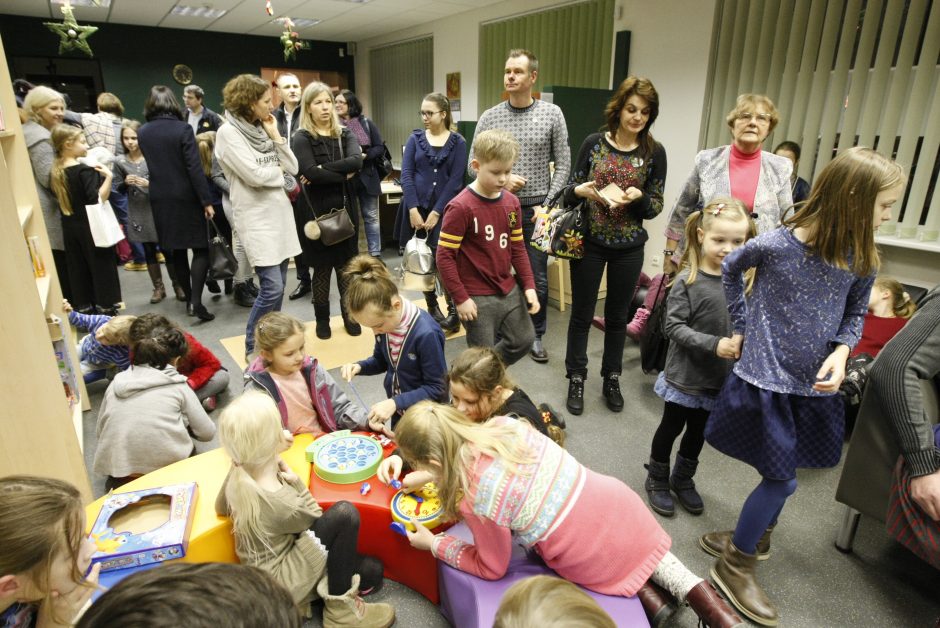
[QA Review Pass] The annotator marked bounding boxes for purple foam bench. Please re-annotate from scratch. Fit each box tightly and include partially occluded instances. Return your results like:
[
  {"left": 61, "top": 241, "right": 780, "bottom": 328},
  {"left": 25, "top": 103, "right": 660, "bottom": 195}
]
[{"left": 437, "top": 522, "right": 649, "bottom": 627}]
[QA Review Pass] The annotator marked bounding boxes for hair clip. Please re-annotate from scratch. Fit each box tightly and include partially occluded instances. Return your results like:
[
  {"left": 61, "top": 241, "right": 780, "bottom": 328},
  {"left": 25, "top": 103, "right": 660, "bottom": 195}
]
[
  {"left": 902, "top": 291, "right": 911, "bottom": 303},
  {"left": 232, "top": 461, "right": 242, "bottom": 468},
  {"left": 749, "top": 212, "right": 758, "bottom": 220},
  {"left": 709, "top": 203, "right": 726, "bottom": 216},
  {"left": 257, "top": 322, "right": 266, "bottom": 333}
]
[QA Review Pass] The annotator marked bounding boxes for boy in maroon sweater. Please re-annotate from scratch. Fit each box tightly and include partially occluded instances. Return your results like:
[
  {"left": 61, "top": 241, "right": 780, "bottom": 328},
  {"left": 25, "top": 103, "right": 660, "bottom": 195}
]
[{"left": 436, "top": 129, "right": 539, "bottom": 365}]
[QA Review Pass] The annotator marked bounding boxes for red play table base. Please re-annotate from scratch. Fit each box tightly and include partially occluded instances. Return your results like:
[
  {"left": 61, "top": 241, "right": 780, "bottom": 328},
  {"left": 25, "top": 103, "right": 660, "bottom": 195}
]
[{"left": 308, "top": 434, "right": 445, "bottom": 604}]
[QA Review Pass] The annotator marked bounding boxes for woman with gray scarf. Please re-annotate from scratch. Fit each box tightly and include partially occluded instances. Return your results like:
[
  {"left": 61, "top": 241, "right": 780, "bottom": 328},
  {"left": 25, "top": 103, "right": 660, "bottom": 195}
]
[{"left": 215, "top": 74, "right": 301, "bottom": 359}]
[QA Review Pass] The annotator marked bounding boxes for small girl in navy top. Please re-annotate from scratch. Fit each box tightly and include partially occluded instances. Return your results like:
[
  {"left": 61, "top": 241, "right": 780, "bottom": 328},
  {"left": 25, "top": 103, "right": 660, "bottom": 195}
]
[
  {"left": 700, "top": 147, "right": 905, "bottom": 626},
  {"left": 340, "top": 255, "right": 447, "bottom": 429},
  {"left": 644, "top": 197, "right": 754, "bottom": 518}
]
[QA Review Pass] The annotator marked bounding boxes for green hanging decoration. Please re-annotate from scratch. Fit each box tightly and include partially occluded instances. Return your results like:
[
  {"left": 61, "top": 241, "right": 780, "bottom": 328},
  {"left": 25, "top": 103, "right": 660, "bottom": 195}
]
[
  {"left": 44, "top": 3, "right": 98, "bottom": 58},
  {"left": 279, "top": 17, "right": 309, "bottom": 62}
]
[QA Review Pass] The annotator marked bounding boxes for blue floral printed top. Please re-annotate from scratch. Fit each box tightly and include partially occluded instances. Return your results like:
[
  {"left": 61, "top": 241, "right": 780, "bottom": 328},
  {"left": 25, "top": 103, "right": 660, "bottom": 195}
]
[{"left": 565, "top": 132, "right": 667, "bottom": 249}]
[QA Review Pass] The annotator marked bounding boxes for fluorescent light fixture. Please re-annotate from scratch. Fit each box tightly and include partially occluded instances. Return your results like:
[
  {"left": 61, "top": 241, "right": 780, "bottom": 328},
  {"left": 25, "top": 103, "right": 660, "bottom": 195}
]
[
  {"left": 171, "top": 4, "right": 227, "bottom": 18},
  {"left": 280, "top": 18, "right": 321, "bottom": 28},
  {"left": 346, "top": 0, "right": 374, "bottom": 3},
  {"left": 51, "top": 0, "right": 111, "bottom": 6}
]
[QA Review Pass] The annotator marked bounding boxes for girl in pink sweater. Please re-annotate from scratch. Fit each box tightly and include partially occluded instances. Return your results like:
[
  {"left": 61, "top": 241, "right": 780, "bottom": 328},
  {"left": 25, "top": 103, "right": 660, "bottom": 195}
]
[{"left": 380, "top": 401, "right": 744, "bottom": 628}]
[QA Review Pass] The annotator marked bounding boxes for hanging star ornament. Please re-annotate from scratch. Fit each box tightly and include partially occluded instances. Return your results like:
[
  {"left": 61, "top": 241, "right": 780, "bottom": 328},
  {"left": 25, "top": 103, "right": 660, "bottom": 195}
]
[
  {"left": 44, "top": 3, "right": 98, "bottom": 57},
  {"left": 279, "top": 17, "right": 309, "bottom": 62}
]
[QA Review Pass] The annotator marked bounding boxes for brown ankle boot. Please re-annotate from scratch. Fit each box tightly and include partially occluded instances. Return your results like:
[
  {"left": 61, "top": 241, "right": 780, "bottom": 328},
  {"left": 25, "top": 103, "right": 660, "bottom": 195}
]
[
  {"left": 685, "top": 580, "right": 746, "bottom": 628},
  {"left": 636, "top": 581, "right": 675, "bottom": 626},
  {"left": 316, "top": 574, "right": 394, "bottom": 628},
  {"left": 147, "top": 263, "right": 166, "bottom": 303},
  {"left": 700, "top": 526, "right": 773, "bottom": 560},
  {"left": 711, "top": 542, "right": 779, "bottom": 626}
]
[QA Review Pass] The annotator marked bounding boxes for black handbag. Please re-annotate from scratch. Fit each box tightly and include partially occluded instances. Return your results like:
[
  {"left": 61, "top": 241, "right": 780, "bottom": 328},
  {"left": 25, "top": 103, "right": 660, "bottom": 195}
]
[
  {"left": 531, "top": 188, "right": 586, "bottom": 260},
  {"left": 364, "top": 118, "right": 394, "bottom": 180},
  {"left": 640, "top": 273, "right": 671, "bottom": 374},
  {"left": 207, "top": 217, "right": 238, "bottom": 281}
]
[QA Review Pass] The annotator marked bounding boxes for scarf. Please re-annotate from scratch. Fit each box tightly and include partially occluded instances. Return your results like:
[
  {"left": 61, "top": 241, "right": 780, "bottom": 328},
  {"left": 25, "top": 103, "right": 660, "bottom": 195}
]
[
  {"left": 224, "top": 110, "right": 274, "bottom": 154},
  {"left": 345, "top": 116, "right": 371, "bottom": 148}
]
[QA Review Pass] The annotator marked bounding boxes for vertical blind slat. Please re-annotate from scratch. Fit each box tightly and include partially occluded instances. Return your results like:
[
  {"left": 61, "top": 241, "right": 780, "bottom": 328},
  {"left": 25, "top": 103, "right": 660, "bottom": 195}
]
[{"left": 837, "top": 0, "right": 883, "bottom": 154}]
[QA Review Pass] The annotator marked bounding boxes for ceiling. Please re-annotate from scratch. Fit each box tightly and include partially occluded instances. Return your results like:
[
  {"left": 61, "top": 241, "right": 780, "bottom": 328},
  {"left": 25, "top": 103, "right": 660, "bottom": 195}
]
[{"left": 0, "top": 0, "right": 505, "bottom": 42}]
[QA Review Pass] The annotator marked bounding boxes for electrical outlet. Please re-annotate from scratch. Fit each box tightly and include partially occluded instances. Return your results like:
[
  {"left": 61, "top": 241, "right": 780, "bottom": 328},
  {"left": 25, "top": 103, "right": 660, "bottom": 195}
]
[{"left": 651, "top": 255, "right": 662, "bottom": 267}]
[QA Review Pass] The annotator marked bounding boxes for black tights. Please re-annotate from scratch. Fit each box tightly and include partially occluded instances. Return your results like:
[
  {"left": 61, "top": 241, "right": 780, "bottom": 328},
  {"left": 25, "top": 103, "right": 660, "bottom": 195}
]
[
  {"left": 311, "top": 260, "right": 350, "bottom": 310},
  {"left": 170, "top": 248, "right": 209, "bottom": 307},
  {"left": 650, "top": 401, "right": 709, "bottom": 463},
  {"left": 311, "top": 501, "right": 383, "bottom": 596}
]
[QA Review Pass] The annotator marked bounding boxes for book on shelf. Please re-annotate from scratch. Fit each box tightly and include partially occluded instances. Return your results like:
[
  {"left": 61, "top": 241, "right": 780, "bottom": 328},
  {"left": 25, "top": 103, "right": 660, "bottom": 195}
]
[
  {"left": 51, "top": 315, "right": 80, "bottom": 408},
  {"left": 27, "top": 235, "right": 46, "bottom": 277}
]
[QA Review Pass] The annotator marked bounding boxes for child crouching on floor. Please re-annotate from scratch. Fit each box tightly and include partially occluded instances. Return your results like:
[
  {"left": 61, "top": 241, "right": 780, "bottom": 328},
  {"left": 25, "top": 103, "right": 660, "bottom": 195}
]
[
  {"left": 94, "top": 319, "right": 215, "bottom": 490},
  {"left": 244, "top": 311, "right": 384, "bottom": 436},
  {"left": 64, "top": 299, "right": 133, "bottom": 376},
  {"left": 130, "top": 313, "right": 230, "bottom": 412}
]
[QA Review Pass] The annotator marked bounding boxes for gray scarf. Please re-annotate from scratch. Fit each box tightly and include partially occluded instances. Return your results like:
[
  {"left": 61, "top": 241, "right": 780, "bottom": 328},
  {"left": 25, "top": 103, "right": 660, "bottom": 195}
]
[{"left": 224, "top": 110, "right": 274, "bottom": 154}]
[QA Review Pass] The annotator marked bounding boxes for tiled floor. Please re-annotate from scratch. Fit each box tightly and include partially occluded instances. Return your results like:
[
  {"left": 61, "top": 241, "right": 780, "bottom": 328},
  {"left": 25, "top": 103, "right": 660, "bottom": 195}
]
[{"left": 82, "top": 254, "right": 939, "bottom": 627}]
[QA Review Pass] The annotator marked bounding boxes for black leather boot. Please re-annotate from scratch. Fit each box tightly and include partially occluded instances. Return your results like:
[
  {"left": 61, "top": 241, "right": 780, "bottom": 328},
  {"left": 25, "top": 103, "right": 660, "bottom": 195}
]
[
  {"left": 314, "top": 303, "right": 331, "bottom": 339},
  {"left": 424, "top": 291, "right": 445, "bottom": 323},
  {"left": 440, "top": 292, "right": 460, "bottom": 334}
]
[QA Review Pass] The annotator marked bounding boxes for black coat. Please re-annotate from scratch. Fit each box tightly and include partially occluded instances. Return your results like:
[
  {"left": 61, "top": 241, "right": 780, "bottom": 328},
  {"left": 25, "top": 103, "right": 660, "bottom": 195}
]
[
  {"left": 138, "top": 115, "right": 213, "bottom": 250},
  {"left": 292, "top": 127, "right": 363, "bottom": 266}
]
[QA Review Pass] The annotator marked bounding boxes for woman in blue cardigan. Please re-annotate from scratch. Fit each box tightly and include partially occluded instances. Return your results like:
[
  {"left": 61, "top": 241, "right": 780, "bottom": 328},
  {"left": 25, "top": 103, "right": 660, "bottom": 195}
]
[
  {"left": 340, "top": 255, "right": 448, "bottom": 430},
  {"left": 395, "top": 92, "right": 467, "bottom": 333}
]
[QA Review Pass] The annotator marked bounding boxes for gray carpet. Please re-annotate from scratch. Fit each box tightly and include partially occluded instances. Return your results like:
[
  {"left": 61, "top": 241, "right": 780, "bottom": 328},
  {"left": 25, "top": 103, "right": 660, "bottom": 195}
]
[{"left": 80, "top": 253, "right": 939, "bottom": 627}]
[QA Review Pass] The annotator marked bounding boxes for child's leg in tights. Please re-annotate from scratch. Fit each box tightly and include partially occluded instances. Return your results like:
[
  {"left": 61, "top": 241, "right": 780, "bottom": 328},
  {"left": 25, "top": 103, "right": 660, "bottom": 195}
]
[
  {"left": 731, "top": 476, "right": 798, "bottom": 553},
  {"left": 311, "top": 501, "right": 382, "bottom": 595},
  {"left": 650, "top": 401, "right": 687, "bottom": 463},
  {"left": 677, "top": 408, "right": 708, "bottom": 460}
]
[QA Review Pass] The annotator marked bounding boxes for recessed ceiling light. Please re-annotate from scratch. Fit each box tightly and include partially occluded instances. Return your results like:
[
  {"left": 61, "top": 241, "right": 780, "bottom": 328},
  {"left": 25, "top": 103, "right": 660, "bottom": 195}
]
[
  {"left": 171, "top": 4, "right": 227, "bottom": 18},
  {"left": 50, "top": 0, "right": 111, "bottom": 7},
  {"left": 279, "top": 17, "right": 321, "bottom": 28}
]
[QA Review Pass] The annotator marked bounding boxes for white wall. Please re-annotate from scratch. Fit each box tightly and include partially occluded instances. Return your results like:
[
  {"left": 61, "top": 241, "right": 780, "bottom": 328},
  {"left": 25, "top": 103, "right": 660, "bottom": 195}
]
[{"left": 356, "top": 0, "right": 718, "bottom": 275}]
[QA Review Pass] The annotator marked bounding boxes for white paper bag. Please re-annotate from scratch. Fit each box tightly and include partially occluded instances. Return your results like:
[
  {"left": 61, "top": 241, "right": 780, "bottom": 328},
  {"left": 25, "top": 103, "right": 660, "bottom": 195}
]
[{"left": 86, "top": 198, "right": 124, "bottom": 248}]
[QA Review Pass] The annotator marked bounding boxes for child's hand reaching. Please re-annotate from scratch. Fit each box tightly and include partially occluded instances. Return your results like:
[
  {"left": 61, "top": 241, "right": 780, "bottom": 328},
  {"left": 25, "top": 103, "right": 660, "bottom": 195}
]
[
  {"left": 813, "top": 344, "right": 850, "bottom": 393},
  {"left": 716, "top": 337, "right": 741, "bottom": 359},
  {"left": 340, "top": 363, "right": 361, "bottom": 382},
  {"left": 406, "top": 518, "right": 436, "bottom": 551},
  {"left": 277, "top": 458, "right": 298, "bottom": 484},
  {"left": 377, "top": 455, "right": 403, "bottom": 485},
  {"left": 524, "top": 289, "right": 540, "bottom": 315},
  {"left": 401, "top": 470, "right": 434, "bottom": 492},
  {"left": 457, "top": 298, "right": 477, "bottom": 321},
  {"left": 62, "top": 299, "right": 73, "bottom": 313},
  {"left": 40, "top": 562, "right": 100, "bottom": 628},
  {"left": 368, "top": 399, "right": 397, "bottom": 426}
]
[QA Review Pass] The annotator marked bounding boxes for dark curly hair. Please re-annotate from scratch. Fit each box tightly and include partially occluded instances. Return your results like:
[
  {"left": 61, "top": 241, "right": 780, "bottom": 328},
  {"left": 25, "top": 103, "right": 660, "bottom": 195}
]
[
  {"left": 130, "top": 314, "right": 188, "bottom": 369},
  {"left": 222, "top": 74, "right": 270, "bottom": 122}
]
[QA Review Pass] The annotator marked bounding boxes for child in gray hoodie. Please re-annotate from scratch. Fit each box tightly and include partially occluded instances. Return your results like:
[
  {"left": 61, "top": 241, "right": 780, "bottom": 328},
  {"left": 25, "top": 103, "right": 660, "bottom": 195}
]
[{"left": 94, "top": 320, "right": 215, "bottom": 489}]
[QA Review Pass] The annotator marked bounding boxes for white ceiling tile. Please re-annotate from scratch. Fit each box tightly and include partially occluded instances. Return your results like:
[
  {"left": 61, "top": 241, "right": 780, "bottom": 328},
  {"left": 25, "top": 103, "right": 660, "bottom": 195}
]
[
  {"left": 108, "top": 0, "right": 176, "bottom": 27},
  {"left": 0, "top": 0, "right": 54, "bottom": 18}
]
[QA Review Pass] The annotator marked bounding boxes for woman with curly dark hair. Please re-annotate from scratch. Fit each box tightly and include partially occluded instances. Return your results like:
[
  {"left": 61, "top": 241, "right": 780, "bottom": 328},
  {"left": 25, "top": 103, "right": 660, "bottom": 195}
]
[
  {"left": 138, "top": 85, "right": 216, "bottom": 320},
  {"left": 563, "top": 76, "right": 667, "bottom": 417},
  {"left": 215, "top": 74, "right": 301, "bottom": 358}
]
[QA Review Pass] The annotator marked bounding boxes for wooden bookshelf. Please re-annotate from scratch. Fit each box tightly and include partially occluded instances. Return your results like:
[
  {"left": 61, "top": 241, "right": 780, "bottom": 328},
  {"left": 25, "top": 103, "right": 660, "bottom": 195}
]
[{"left": 0, "top": 34, "right": 91, "bottom": 499}]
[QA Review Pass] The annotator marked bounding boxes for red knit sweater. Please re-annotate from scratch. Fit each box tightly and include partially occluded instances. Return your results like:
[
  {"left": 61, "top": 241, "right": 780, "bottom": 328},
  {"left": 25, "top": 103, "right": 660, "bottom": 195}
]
[{"left": 176, "top": 332, "right": 223, "bottom": 390}]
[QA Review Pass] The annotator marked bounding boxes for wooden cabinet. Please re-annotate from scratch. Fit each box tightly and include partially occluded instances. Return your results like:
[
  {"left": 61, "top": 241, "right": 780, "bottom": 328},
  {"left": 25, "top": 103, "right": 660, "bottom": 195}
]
[{"left": 0, "top": 35, "right": 91, "bottom": 499}]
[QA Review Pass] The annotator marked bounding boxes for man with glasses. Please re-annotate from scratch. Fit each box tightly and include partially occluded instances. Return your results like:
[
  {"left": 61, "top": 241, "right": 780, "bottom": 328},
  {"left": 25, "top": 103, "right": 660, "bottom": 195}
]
[{"left": 470, "top": 48, "right": 570, "bottom": 364}]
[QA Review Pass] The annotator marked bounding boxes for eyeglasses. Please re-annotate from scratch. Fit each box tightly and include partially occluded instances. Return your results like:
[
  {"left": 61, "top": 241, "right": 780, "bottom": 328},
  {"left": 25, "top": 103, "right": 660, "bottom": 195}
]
[
  {"left": 419, "top": 110, "right": 442, "bottom": 118},
  {"left": 736, "top": 112, "right": 772, "bottom": 124}
]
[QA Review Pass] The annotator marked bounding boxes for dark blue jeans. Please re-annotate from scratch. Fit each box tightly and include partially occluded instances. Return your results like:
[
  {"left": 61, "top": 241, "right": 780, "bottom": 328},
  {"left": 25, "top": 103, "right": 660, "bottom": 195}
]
[
  {"left": 521, "top": 204, "right": 549, "bottom": 337},
  {"left": 245, "top": 260, "right": 288, "bottom": 355},
  {"left": 565, "top": 240, "right": 644, "bottom": 378}
]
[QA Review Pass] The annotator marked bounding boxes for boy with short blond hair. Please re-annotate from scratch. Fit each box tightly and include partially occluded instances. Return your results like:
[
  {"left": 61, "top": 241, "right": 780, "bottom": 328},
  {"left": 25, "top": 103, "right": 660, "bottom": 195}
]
[
  {"left": 436, "top": 129, "right": 539, "bottom": 366},
  {"left": 64, "top": 300, "right": 134, "bottom": 374}
]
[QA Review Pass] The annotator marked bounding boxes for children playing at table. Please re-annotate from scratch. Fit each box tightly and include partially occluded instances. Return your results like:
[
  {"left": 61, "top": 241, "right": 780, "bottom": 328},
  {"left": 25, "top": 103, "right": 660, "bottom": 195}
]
[
  {"left": 63, "top": 299, "right": 134, "bottom": 376},
  {"left": 436, "top": 129, "right": 539, "bottom": 366},
  {"left": 340, "top": 254, "right": 447, "bottom": 428},
  {"left": 0, "top": 475, "right": 100, "bottom": 628},
  {"left": 94, "top": 319, "right": 215, "bottom": 489},
  {"left": 700, "top": 147, "right": 905, "bottom": 625},
  {"left": 130, "top": 313, "right": 230, "bottom": 412},
  {"left": 245, "top": 311, "right": 383, "bottom": 436},
  {"left": 49, "top": 124, "right": 122, "bottom": 315},
  {"left": 381, "top": 401, "right": 743, "bottom": 628},
  {"left": 448, "top": 346, "right": 565, "bottom": 445},
  {"left": 645, "top": 198, "right": 755, "bottom": 518},
  {"left": 214, "top": 391, "right": 394, "bottom": 627}
]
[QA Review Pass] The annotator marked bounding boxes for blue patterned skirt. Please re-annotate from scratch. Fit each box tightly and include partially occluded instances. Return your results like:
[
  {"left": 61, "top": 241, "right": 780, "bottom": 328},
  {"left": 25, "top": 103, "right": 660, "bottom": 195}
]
[{"left": 704, "top": 372, "right": 844, "bottom": 480}]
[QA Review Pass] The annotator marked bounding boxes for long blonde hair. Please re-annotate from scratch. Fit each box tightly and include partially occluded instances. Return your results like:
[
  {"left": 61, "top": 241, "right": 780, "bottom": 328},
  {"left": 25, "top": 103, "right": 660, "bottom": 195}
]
[
  {"left": 494, "top": 575, "right": 616, "bottom": 628},
  {"left": 680, "top": 196, "right": 756, "bottom": 289},
  {"left": 784, "top": 146, "right": 904, "bottom": 277},
  {"left": 50, "top": 124, "right": 85, "bottom": 216},
  {"left": 217, "top": 392, "right": 286, "bottom": 557},
  {"left": 298, "top": 82, "right": 343, "bottom": 138},
  {"left": 395, "top": 402, "right": 535, "bottom": 520},
  {"left": 0, "top": 476, "right": 91, "bottom": 624},
  {"left": 195, "top": 131, "right": 216, "bottom": 178}
]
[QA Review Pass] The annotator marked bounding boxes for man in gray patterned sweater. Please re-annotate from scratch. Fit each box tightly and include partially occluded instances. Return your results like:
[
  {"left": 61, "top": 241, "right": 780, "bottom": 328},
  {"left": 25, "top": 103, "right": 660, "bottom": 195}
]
[{"left": 470, "top": 48, "right": 570, "bottom": 364}]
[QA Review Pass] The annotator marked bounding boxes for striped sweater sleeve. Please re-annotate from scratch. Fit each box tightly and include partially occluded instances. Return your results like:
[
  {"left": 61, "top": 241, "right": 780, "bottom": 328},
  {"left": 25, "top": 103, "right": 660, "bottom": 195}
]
[{"left": 869, "top": 287, "right": 940, "bottom": 476}]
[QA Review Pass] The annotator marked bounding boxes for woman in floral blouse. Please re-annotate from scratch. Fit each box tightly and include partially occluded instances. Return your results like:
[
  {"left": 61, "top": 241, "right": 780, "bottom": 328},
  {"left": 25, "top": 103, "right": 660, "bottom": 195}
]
[{"left": 563, "top": 76, "right": 666, "bottom": 417}]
